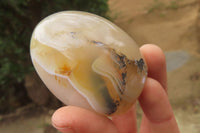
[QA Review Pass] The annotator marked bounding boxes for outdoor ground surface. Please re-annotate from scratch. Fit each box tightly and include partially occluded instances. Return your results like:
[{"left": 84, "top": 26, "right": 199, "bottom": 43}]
[{"left": 0, "top": 0, "right": 200, "bottom": 132}]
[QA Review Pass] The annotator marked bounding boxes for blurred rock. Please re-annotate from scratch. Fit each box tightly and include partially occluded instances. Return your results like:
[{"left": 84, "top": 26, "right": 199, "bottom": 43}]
[{"left": 165, "top": 50, "right": 190, "bottom": 72}]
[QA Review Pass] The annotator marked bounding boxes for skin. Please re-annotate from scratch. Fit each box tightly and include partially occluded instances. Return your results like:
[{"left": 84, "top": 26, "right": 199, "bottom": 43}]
[{"left": 51, "top": 44, "right": 180, "bottom": 133}]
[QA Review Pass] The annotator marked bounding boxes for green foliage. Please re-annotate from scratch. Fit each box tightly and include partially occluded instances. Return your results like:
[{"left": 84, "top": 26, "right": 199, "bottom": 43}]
[
  {"left": 147, "top": 0, "right": 181, "bottom": 13},
  {"left": 167, "top": 0, "right": 179, "bottom": 10},
  {"left": 147, "top": 0, "right": 165, "bottom": 13},
  {"left": 0, "top": 0, "right": 109, "bottom": 113}
]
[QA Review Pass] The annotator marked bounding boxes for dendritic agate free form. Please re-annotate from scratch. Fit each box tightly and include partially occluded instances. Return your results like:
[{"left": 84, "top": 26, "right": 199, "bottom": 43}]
[{"left": 30, "top": 11, "right": 147, "bottom": 115}]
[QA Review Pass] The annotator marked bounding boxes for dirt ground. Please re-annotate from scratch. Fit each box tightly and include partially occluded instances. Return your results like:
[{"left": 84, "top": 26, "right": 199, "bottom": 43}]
[
  {"left": 109, "top": 0, "right": 200, "bottom": 132},
  {"left": 0, "top": 0, "right": 200, "bottom": 132}
]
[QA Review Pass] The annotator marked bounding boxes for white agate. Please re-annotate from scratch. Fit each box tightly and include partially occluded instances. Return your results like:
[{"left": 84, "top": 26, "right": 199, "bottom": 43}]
[{"left": 30, "top": 11, "right": 147, "bottom": 115}]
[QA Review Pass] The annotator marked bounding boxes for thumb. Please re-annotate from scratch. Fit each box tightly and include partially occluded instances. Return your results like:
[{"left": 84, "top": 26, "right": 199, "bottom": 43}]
[{"left": 52, "top": 106, "right": 118, "bottom": 133}]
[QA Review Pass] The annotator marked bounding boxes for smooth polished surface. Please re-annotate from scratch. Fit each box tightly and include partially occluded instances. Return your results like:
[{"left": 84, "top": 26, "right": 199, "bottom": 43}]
[{"left": 30, "top": 11, "right": 147, "bottom": 115}]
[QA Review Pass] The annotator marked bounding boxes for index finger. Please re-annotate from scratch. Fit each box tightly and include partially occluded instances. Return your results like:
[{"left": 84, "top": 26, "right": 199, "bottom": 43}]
[
  {"left": 139, "top": 78, "right": 180, "bottom": 133},
  {"left": 140, "top": 44, "right": 167, "bottom": 91}
]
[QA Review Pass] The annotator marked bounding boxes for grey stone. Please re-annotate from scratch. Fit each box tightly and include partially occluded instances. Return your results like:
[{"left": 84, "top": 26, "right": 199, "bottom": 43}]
[{"left": 165, "top": 50, "right": 190, "bottom": 72}]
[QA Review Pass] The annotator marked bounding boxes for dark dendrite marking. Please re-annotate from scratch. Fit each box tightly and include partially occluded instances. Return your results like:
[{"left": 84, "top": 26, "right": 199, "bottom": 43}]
[
  {"left": 70, "top": 32, "right": 76, "bottom": 38},
  {"left": 121, "top": 72, "right": 126, "bottom": 86},
  {"left": 115, "top": 100, "right": 120, "bottom": 106},
  {"left": 135, "top": 58, "right": 145, "bottom": 72},
  {"left": 102, "top": 85, "right": 121, "bottom": 115},
  {"left": 115, "top": 54, "right": 127, "bottom": 69},
  {"left": 110, "top": 50, "right": 128, "bottom": 95},
  {"left": 117, "top": 55, "right": 126, "bottom": 68},
  {"left": 92, "top": 40, "right": 104, "bottom": 46},
  {"left": 106, "top": 99, "right": 121, "bottom": 115}
]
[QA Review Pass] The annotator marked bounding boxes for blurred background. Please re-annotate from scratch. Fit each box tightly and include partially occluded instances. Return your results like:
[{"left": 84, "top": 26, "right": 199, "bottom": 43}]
[{"left": 0, "top": 0, "right": 199, "bottom": 132}]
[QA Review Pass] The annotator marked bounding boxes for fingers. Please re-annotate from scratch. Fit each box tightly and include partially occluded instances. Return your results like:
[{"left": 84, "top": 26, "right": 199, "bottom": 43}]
[
  {"left": 111, "top": 44, "right": 167, "bottom": 133},
  {"left": 139, "top": 78, "right": 180, "bottom": 133},
  {"left": 52, "top": 106, "right": 118, "bottom": 133},
  {"left": 139, "top": 78, "right": 172, "bottom": 121},
  {"left": 140, "top": 44, "right": 167, "bottom": 90},
  {"left": 112, "top": 105, "right": 137, "bottom": 133}
]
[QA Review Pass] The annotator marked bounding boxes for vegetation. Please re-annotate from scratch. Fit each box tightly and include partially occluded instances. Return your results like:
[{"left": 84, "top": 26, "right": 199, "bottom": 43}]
[
  {"left": 0, "top": 0, "right": 109, "bottom": 114},
  {"left": 147, "top": 0, "right": 181, "bottom": 13}
]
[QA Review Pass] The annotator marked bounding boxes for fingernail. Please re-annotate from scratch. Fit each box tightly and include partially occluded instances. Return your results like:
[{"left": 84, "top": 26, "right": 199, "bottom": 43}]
[
  {"left": 52, "top": 123, "right": 75, "bottom": 133},
  {"left": 57, "top": 126, "right": 75, "bottom": 133}
]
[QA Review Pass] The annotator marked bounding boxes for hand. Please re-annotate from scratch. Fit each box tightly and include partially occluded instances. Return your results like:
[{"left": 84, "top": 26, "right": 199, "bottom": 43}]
[{"left": 51, "top": 44, "right": 180, "bottom": 133}]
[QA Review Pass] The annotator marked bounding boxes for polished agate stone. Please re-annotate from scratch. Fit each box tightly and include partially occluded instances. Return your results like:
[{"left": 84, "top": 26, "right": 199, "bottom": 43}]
[{"left": 30, "top": 11, "right": 147, "bottom": 115}]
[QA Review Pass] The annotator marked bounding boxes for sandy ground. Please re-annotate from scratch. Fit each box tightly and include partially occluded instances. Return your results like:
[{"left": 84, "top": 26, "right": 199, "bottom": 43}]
[{"left": 0, "top": 0, "right": 200, "bottom": 132}]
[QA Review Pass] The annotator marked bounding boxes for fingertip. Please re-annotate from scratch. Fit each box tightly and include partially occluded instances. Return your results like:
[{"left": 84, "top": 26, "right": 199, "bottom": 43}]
[
  {"left": 140, "top": 44, "right": 166, "bottom": 71},
  {"left": 139, "top": 78, "right": 173, "bottom": 123},
  {"left": 140, "top": 44, "right": 165, "bottom": 56},
  {"left": 139, "top": 78, "right": 180, "bottom": 133},
  {"left": 140, "top": 44, "right": 167, "bottom": 89},
  {"left": 139, "top": 78, "right": 165, "bottom": 105},
  {"left": 51, "top": 106, "right": 117, "bottom": 133},
  {"left": 51, "top": 106, "right": 71, "bottom": 128},
  {"left": 52, "top": 106, "right": 76, "bottom": 133},
  {"left": 112, "top": 105, "right": 137, "bottom": 133}
]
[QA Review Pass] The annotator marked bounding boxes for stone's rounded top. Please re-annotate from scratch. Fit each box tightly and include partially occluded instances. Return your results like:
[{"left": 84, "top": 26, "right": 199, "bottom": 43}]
[
  {"left": 30, "top": 11, "right": 147, "bottom": 115},
  {"left": 32, "top": 11, "right": 141, "bottom": 60}
]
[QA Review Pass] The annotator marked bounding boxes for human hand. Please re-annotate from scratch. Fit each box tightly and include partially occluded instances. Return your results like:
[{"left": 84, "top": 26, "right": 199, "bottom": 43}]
[{"left": 51, "top": 44, "right": 180, "bottom": 133}]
